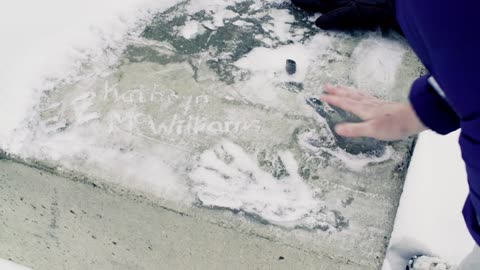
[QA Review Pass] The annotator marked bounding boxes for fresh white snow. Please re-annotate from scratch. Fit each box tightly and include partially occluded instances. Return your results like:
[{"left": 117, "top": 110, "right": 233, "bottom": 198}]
[
  {"left": 351, "top": 38, "right": 407, "bottom": 98},
  {"left": 234, "top": 34, "right": 332, "bottom": 83},
  {"left": 0, "top": 0, "right": 179, "bottom": 153},
  {"left": 190, "top": 140, "right": 332, "bottom": 230},
  {"left": 179, "top": 20, "right": 206, "bottom": 39},
  {"left": 383, "top": 130, "right": 475, "bottom": 270},
  {"left": 0, "top": 259, "right": 31, "bottom": 270}
]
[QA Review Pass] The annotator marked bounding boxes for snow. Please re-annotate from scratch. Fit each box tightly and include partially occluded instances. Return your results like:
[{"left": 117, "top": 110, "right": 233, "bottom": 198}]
[
  {"left": 0, "top": 0, "right": 179, "bottom": 153},
  {"left": 351, "top": 38, "right": 407, "bottom": 97},
  {"left": 179, "top": 20, "right": 206, "bottom": 39},
  {"left": 186, "top": 0, "right": 241, "bottom": 29},
  {"left": 407, "top": 256, "right": 454, "bottom": 270},
  {"left": 261, "top": 9, "right": 296, "bottom": 42},
  {"left": 0, "top": 0, "right": 419, "bottom": 232},
  {"left": 320, "top": 145, "right": 395, "bottom": 172},
  {"left": 0, "top": 259, "right": 31, "bottom": 270},
  {"left": 0, "top": 0, "right": 193, "bottom": 203},
  {"left": 0, "top": 0, "right": 436, "bottom": 266},
  {"left": 34, "top": 128, "right": 192, "bottom": 202},
  {"left": 234, "top": 34, "right": 332, "bottom": 83},
  {"left": 190, "top": 140, "right": 340, "bottom": 230},
  {"left": 383, "top": 130, "right": 475, "bottom": 270}
]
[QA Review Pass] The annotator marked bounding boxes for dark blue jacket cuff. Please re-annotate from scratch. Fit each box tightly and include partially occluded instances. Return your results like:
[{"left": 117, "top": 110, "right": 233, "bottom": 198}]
[
  {"left": 463, "top": 199, "right": 480, "bottom": 246},
  {"left": 461, "top": 126, "right": 480, "bottom": 246},
  {"left": 464, "top": 163, "right": 480, "bottom": 246},
  {"left": 409, "top": 75, "right": 460, "bottom": 135}
]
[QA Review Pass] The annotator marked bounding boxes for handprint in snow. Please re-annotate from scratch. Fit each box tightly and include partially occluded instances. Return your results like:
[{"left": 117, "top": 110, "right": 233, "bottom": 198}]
[{"left": 189, "top": 140, "right": 348, "bottom": 232}]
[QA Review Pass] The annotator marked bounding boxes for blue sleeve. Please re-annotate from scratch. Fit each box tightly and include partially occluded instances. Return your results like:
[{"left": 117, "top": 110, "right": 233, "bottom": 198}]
[
  {"left": 398, "top": 0, "right": 480, "bottom": 244},
  {"left": 409, "top": 74, "right": 460, "bottom": 135},
  {"left": 412, "top": 0, "right": 480, "bottom": 225}
]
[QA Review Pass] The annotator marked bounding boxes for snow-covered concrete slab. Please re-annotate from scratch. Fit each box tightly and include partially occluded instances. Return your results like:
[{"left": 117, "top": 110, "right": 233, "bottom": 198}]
[{"left": 0, "top": 0, "right": 425, "bottom": 269}]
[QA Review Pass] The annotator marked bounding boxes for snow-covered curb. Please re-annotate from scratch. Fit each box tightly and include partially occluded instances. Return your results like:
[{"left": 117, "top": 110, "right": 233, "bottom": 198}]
[{"left": 383, "top": 130, "right": 476, "bottom": 270}]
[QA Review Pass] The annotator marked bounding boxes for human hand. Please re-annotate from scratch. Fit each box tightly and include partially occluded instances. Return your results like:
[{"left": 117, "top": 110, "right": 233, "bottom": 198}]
[
  {"left": 320, "top": 84, "right": 426, "bottom": 141},
  {"left": 291, "top": 0, "right": 399, "bottom": 31}
]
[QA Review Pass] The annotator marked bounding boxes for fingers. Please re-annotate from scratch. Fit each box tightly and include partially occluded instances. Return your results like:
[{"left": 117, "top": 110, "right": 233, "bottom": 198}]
[
  {"left": 320, "top": 93, "right": 371, "bottom": 119},
  {"left": 336, "top": 117, "right": 413, "bottom": 141},
  {"left": 324, "top": 84, "right": 370, "bottom": 101},
  {"left": 335, "top": 122, "right": 377, "bottom": 138}
]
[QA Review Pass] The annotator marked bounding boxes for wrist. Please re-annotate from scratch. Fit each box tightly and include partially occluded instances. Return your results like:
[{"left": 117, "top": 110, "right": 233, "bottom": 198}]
[{"left": 405, "top": 102, "right": 428, "bottom": 135}]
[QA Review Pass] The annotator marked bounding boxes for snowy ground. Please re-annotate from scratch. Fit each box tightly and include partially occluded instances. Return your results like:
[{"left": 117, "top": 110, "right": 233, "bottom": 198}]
[
  {"left": 0, "top": 0, "right": 466, "bottom": 269},
  {"left": 383, "top": 130, "right": 475, "bottom": 270},
  {"left": 0, "top": 0, "right": 420, "bottom": 230},
  {"left": 0, "top": 259, "right": 31, "bottom": 270}
]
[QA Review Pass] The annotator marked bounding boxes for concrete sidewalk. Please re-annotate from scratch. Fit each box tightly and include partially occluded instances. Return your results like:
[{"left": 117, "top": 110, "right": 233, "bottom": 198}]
[{"left": 1, "top": 158, "right": 371, "bottom": 270}]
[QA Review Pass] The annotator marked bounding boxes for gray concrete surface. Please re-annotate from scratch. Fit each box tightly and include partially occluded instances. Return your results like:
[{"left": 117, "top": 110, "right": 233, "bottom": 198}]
[{"left": 1, "top": 158, "right": 369, "bottom": 270}]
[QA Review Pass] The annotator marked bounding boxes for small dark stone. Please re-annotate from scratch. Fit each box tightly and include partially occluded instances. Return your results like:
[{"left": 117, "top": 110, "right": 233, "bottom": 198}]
[
  {"left": 112, "top": 241, "right": 117, "bottom": 245},
  {"left": 278, "top": 256, "right": 285, "bottom": 260},
  {"left": 286, "top": 59, "right": 296, "bottom": 75}
]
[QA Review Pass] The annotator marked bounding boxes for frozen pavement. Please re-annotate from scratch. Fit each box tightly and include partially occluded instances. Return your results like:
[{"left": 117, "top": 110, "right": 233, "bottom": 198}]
[{"left": 0, "top": 0, "right": 426, "bottom": 269}]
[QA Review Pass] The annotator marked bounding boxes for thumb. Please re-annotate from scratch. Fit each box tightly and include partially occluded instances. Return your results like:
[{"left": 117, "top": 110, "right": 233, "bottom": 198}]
[{"left": 334, "top": 122, "right": 377, "bottom": 139}]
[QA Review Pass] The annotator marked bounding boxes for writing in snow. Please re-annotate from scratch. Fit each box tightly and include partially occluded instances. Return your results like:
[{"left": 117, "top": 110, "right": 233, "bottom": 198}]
[
  {"left": 39, "top": 82, "right": 262, "bottom": 136},
  {"left": 108, "top": 112, "right": 262, "bottom": 136}
]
